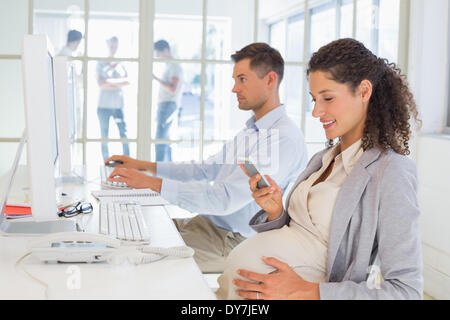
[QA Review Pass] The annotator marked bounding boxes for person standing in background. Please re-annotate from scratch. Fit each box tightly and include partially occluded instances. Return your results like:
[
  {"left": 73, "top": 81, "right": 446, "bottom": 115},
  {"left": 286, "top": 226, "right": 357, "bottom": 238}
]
[
  {"left": 96, "top": 36, "right": 130, "bottom": 161},
  {"left": 153, "top": 39, "right": 183, "bottom": 162},
  {"left": 59, "top": 29, "right": 83, "bottom": 57}
]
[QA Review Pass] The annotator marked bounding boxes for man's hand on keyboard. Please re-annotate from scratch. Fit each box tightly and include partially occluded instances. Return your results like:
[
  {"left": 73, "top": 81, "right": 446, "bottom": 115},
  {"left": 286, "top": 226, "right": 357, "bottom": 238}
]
[
  {"left": 105, "top": 155, "right": 156, "bottom": 174},
  {"left": 107, "top": 168, "right": 162, "bottom": 193}
]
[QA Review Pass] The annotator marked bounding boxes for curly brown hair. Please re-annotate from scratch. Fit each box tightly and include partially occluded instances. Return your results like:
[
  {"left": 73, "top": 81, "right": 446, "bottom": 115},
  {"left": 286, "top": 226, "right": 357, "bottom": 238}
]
[{"left": 307, "top": 38, "right": 421, "bottom": 155}]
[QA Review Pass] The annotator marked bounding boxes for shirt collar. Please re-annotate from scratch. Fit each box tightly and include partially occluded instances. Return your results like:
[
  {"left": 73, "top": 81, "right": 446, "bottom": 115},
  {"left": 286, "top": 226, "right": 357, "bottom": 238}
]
[
  {"left": 336, "top": 139, "right": 363, "bottom": 175},
  {"left": 245, "top": 105, "right": 286, "bottom": 131},
  {"left": 321, "top": 139, "right": 363, "bottom": 175},
  {"left": 322, "top": 143, "right": 341, "bottom": 168}
]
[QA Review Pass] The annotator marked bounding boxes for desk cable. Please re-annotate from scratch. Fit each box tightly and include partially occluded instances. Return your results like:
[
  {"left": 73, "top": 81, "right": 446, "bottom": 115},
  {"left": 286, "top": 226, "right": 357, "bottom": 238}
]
[
  {"left": 15, "top": 252, "right": 49, "bottom": 299},
  {"left": 106, "top": 245, "right": 195, "bottom": 265}
]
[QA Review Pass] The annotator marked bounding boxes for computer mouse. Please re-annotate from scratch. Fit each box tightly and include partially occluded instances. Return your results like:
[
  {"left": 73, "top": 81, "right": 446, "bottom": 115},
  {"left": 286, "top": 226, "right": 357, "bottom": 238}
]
[{"left": 106, "top": 160, "right": 124, "bottom": 167}]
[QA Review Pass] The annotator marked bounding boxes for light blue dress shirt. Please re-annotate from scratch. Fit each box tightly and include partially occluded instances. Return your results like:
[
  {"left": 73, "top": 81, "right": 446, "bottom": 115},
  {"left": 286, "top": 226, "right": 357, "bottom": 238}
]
[{"left": 157, "top": 106, "right": 307, "bottom": 238}]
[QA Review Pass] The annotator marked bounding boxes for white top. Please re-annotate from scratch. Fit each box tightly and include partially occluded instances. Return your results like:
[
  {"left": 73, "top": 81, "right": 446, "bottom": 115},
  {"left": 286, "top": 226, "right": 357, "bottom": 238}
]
[
  {"left": 287, "top": 139, "right": 364, "bottom": 271},
  {"left": 58, "top": 46, "right": 73, "bottom": 57},
  {"left": 158, "top": 63, "right": 183, "bottom": 104}
]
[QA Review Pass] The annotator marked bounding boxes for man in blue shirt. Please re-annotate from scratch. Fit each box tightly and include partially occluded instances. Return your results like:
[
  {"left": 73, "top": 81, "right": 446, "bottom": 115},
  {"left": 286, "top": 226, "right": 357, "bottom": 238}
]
[{"left": 106, "top": 43, "right": 307, "bottom": 273}]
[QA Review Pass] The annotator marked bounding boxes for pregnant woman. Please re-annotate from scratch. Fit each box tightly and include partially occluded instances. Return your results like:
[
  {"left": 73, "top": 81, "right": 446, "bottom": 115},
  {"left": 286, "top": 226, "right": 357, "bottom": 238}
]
[{"left": 216, "top": 38, "right": 423, "bottom": 300}]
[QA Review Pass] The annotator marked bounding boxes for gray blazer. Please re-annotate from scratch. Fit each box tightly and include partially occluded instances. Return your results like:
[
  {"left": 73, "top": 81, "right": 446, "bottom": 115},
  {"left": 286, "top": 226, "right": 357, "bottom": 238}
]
[{"left": 249, "top": 147, "right": 423, "bottom": 299}]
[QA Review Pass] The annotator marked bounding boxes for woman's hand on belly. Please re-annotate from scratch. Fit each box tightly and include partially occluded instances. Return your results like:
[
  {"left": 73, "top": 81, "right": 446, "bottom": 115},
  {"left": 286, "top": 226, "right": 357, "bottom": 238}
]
[{"left": 233, "top": 256, "right": 320, "bottom": 300}]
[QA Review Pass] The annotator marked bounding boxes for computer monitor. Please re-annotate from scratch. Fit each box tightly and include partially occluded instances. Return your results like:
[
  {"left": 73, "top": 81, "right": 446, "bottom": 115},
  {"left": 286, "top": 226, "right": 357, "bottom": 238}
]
[
  {"left": 22, "top": 35, "right": 59, "bottom": 222},
  {"left": 54, "top": 56, "right": 76, "bottom": 175},
  {"left": 0, "top": 35, "right": 75, "bottom": 234}
]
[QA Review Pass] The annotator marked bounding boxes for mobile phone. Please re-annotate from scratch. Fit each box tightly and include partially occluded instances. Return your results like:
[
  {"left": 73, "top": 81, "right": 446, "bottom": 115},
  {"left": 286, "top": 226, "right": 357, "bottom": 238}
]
[
  {"left": 238, "top": 157, "right": 270, "bottom": 189},
  {"left": 106, "top": 160, "right": 124, "bottom": 167}
]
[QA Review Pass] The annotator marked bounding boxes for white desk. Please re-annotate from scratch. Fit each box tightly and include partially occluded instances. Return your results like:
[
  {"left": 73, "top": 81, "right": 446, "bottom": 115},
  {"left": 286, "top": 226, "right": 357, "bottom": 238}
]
[{"left": 0, "top": 179, "right": 216, "bottom": 300}]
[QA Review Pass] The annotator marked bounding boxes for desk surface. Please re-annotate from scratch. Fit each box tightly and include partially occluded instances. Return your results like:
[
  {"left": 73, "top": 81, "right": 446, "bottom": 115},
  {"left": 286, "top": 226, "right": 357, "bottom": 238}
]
[{"left": 0, "top": 179, "right": 216, "bottom": 300}]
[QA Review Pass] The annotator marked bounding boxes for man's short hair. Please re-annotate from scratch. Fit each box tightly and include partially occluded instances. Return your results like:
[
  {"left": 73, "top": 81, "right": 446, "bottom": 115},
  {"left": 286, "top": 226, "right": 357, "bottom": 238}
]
[
  {"left": 231, "top": 42, "right": 284, "bottom": 85},
  {"left": 154, "top": 39, "right": 170, "bottom": 52},
  {"left": 67, "top": 30, "right": 82, "bottom": 43}
]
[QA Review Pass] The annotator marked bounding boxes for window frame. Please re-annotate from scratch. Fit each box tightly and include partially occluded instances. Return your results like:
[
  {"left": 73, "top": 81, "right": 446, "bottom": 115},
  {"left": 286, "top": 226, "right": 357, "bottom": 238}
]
[
  {"left": 0, "top": 0, "right": 412, "bottom": 164},
  {"left": 267, "top": 0, "right": 409, "bottom": 147}
]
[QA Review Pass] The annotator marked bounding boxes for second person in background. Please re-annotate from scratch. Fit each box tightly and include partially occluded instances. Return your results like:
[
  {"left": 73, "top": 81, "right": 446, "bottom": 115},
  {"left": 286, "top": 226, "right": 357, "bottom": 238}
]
[
  {"left": 96, "top": 36, "right": 130, "bottom": 161},
  {"left": 153, "top": 39, "right": 184, "bottom": 162}
]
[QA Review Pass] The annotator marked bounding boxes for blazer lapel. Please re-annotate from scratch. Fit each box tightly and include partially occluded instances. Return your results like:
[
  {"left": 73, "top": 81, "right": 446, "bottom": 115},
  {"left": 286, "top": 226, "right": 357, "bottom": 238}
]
[
  {"left": 326, "top": 148, "right": 381, "bottom": 279},
  {"left": 284, "top": 149, "right": 328, "bottom": 208}
]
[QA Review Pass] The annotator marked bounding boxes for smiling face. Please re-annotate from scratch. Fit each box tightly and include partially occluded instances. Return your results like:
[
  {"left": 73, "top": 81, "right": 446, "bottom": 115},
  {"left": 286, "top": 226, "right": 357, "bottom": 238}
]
[
  {"left": 231, "top": 58, "right": 272, "bottom": 112},
  {"left": 309, "top": 71, "right": 372, "bottom": 150}
]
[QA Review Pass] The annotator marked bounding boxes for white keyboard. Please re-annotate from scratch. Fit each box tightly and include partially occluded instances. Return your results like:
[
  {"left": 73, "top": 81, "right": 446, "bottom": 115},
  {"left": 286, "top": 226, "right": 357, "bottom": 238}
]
[
  {"left": 100, "top": 165, "right": 130, "bottom": 189},
  {"left": 99, "top": 202, "right": 150, "bottom": 242}
]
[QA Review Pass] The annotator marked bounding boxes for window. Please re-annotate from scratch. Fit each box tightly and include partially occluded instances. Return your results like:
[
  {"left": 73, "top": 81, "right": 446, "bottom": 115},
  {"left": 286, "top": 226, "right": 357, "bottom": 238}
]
[
  {"left": 0, "top": 0, "right": 409, "bottom": 177},
  {"left": 152, "top": 0, "right": 254, "bottom": 162},
  {"left": 0, "top": 0, "right": 28, "bottom": 176},
  {"left": 33, "top": 0, "right": 140, "bottom": 168},
  {"left": 261, "top": 0, "right": 402, "bottom": 158},
  {"left": 0, "top": 0, "right": 29, "bottom": 55}
]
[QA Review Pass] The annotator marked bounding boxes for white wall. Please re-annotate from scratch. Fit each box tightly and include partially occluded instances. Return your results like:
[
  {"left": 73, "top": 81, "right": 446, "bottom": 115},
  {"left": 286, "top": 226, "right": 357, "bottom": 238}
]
[
  {"left": 408, "top": 0, "right": 449, "bottom": 134},
  {"left": 408, "top": 0, "right": 450, "bottom": 300},
  {"left": 416, "top": 135, "right": 450, "bottom": 299}
]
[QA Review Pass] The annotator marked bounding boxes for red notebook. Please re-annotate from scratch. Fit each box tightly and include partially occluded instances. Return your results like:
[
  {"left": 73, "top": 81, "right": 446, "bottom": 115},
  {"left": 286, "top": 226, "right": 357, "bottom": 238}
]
[{"left": 4, "top": 205, "right": 32, "bottom": 217}]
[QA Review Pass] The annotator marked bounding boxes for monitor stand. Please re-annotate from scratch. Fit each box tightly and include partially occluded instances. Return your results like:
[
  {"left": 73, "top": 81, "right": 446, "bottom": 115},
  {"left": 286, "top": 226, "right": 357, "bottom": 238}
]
[
  {"left": 0, "top": 219, "right": 76, "bottom": 235},
  {"left": 56, "top": 165, "right": 87, "bottom": 185},
  {"left": 0, "top": 130, "right": 77, "bottom": 236}
]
